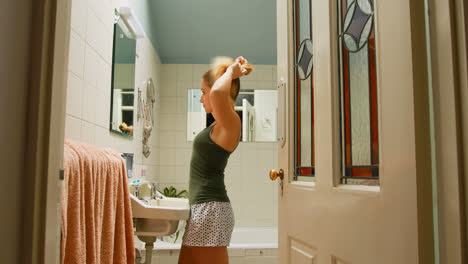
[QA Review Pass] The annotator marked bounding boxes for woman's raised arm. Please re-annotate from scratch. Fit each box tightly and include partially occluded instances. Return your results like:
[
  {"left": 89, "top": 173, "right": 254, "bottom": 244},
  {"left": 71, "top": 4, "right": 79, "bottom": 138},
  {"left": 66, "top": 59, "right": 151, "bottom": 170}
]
[{"left": 209, "top": 57, "right": 249, "bottom": 129}]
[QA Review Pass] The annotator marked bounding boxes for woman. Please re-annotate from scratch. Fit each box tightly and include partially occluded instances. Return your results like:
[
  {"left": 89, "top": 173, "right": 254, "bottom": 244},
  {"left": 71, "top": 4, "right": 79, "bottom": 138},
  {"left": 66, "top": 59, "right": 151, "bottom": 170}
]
[{"left": 178, "top": 56, "right": 253, "bottom": 264}]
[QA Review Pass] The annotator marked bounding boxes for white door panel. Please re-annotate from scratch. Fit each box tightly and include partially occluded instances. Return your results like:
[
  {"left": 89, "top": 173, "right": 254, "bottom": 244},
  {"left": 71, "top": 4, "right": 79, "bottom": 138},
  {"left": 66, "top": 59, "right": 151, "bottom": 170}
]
[{"left": 276, "top": 0, "right": 433, "bottom": 263}]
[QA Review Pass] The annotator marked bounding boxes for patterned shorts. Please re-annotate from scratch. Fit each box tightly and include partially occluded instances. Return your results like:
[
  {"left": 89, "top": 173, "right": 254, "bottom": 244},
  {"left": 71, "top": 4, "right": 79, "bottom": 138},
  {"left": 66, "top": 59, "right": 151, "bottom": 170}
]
[{"left": 182, "top": 201, "right": 235, "bottom": 247}]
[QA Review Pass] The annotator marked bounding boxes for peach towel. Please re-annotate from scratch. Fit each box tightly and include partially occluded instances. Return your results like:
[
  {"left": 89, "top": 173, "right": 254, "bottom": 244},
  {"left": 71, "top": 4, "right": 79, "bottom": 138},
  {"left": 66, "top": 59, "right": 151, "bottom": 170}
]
[{"left": 61, "top": 140, "right": 135, "bottom": 264}]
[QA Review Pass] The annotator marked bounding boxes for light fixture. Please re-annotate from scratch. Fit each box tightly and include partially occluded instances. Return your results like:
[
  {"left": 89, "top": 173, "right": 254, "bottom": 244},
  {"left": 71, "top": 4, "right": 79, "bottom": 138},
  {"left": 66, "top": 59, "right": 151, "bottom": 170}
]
[{"left": 119, "top": 7, "right": 145, "bottom": 39}]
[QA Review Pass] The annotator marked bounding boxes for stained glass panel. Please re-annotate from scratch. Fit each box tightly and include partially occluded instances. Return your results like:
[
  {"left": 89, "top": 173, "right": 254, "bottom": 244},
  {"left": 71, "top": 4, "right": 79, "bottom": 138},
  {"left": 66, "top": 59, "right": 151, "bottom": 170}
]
[
  {"left": 338, "top": 0, "right": 379, "bottom": 181},
  {"left": 294, "top": 0, "right": 314, "bottom": 178}
]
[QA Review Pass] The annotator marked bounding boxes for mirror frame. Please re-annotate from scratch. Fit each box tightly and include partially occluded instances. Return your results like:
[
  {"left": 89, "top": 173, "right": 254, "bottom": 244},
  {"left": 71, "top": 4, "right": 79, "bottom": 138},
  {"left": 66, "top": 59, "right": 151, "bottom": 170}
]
[{"left": 109, "top": 9, "right": 136, "bottom": 139}]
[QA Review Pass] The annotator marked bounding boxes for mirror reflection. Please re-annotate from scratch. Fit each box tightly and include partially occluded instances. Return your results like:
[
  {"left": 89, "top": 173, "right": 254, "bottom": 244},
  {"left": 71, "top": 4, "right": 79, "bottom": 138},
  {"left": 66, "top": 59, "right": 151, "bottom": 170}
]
[
  {"left": 110, "top": 10, "right": 136, "bottom": 138},
  {"left": 187, "top": 87, "right": 278, "bottom": 142}
]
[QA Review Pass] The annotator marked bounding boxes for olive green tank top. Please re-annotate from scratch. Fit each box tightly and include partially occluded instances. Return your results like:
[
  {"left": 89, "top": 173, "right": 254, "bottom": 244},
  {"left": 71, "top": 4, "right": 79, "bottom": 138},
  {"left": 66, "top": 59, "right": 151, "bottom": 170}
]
[{"left": 188, "top": 125, "right": 236, "bottom": 205}]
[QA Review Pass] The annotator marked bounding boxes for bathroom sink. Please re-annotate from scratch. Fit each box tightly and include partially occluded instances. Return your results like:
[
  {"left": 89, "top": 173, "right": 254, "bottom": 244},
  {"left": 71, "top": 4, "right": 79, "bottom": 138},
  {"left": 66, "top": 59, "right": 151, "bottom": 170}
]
[{"left": 130, "top": 194, "right": 189, "bottom": 237}]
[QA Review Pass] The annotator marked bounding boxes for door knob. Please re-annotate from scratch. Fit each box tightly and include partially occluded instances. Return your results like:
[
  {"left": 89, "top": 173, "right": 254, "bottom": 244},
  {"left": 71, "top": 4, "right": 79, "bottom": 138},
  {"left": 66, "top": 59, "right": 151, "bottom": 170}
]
[{"left": 270, "top": 169, "right": 284, "bottom": 181}]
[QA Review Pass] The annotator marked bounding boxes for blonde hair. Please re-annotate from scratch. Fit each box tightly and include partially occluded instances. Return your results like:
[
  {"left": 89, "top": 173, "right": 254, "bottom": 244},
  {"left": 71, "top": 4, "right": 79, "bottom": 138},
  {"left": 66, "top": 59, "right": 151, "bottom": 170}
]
[{"left": 202, "top": 56, "right": 254, "bottom": 102}]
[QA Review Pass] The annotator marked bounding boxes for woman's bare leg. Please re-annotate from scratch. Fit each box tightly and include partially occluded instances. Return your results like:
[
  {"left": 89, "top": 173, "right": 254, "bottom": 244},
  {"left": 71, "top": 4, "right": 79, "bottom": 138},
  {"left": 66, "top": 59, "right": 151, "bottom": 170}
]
[{"left": 178, "top": 246, "right": 228, "bottom": 264}]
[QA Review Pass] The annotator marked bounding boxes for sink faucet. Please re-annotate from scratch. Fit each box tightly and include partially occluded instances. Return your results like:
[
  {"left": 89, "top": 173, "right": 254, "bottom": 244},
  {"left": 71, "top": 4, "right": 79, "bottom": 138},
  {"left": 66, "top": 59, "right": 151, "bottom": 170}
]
[
  {"left": 134, "top": 185, "right": 140, "bottom": 199},
  {"left": 151, "top": 182, "right": 163, "bottom": 199}
]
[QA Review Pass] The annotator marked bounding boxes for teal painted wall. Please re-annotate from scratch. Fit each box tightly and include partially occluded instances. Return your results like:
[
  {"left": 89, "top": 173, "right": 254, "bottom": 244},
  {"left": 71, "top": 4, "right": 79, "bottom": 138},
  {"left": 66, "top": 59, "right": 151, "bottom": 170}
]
[{"left": 133, "top": 0, "right": 276, "bottom": 65}]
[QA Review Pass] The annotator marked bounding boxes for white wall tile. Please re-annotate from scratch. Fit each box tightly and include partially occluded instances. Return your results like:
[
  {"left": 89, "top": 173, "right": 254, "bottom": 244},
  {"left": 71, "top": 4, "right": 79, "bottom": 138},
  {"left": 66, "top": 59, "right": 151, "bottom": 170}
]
[
  {"left": 175, "top": 131, "right": 191, "bottom": 149},
  {"left": 94, "top": 88, "right": 108, "bottom": 128},
  {"left": 88, "top": 0, "right": 113, "bottom": 32},
  {"left": 85, "top": 9, "right": 102, "bottom": 52},
  {"left": 103, "top": 29, "right": 114, "bottom": 64},
  {"left": 65, "top": 115, "right": 82, "bottom": 141},
  {"left": 160, "top": 65, "right": 177, "bottom": 97},
  {"left": 176, "top": 96, "right": 187, "bottom": 114},
  {"left": 159, "top": 166, "right": 176, "bottom": 184},
  {"left": 142, "top": 145, "right": 159, "bottom": 165},
  {"left": 256, "top": 81, "right": 275, "bottom": 90},
  {"left": 133, "top": 145, "right": 144, "bottom": 165},
  {"left": 225, "top": 165, "right": 241, "bottom": 192},
  {"left": 84, "top": 46, "right": 99, "bottom": 87},
  {"left": 150, "top": 129, "right": 160, "bottom": 148},
  {"left": 160, "top": 81, "right": 177, "bottom": 98},
  {"left": 175, "top": 166, "right": 189, "bottom": 184},
  {"left": 176, "top": 80, "right": 191, "bottom": 98},
  {"left": 230, "top": 144, "right": 241, "bottom": 165},
  {"left": 81, "top": 83, "right": 97, "bottom": 123},
  {"left": 159, "top": 131, "right": 176, "bottom": 148},
  {"left": 85, "top": 9, "right": 112, "bottom": 62},
  {"left": 144, "top": 165, "right": 159, "bottom": 181},
  {"left": 192, "top": 64, "right": 209, "bottom": 86},
  {"left": 94, "top": 126, "right": 111, "bottom": 148},
  {"left": 256, "top": 65, "right": 273, "bottom": 81},
  {"left": 160, "top": 148, "right": 176, "bottom": 166},
  {"left": 96, "top": 57, "right": 111, "bottom": 92},
  {"left": 153, "top": 148, "right": 161, "bottom": 166},
  {"left": 81, "top": 121, "right": 96, "bottom": 145},
  {"left": 160, "top": 97, "right": 177, "bottom": 114},
  {"left": 240, "top": 143, "right": 257, "bottom": 171},
  {"left": 66, "top": 72, "right": 83, "bottom": 118},
  {"left": 159, "top": 114, "right": 177, "bottom": 131},
  {"left": 176, "top": 64, "right": 193, "bottom": 82},
  {"left": 68, "top": 30, "right": 86, "bottom": 78},
  {"left": 175, "top": 148, "right": 191, "bottom": 166},
  {"left": 241, "top": 80, "right": 255, "bottom": 90},
  {"left": 70, "top": 0, "right": 87, "bottom": 38},
  {"left": 256, "top": 149, "right": 275, "bottom": 183},
  {"left": 175, "top": 114, "right": 186, "bottom": 132}
]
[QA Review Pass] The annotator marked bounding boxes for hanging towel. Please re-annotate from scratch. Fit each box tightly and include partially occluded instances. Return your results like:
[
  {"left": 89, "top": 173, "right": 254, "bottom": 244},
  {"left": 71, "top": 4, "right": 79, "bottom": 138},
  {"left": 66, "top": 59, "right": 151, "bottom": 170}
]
[{"left": 61, "top": 140, "right": 135, "bottom": 264}]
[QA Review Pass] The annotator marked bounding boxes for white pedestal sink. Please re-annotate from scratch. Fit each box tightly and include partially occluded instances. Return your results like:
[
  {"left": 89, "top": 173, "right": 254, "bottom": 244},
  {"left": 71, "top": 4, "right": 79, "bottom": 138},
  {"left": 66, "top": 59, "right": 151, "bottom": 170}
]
[
  {"left": 130, "top": 194, "right": 189, "bottom": 264},
  {"left": 130, "top": 194, "right": 189, "bottom": 236}
]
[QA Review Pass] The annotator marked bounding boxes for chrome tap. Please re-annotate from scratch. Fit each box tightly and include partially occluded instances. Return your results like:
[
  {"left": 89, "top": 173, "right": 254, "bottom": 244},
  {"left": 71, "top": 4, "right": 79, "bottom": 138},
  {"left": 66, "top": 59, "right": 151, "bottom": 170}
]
[
  {"left": 151, "top": 182, "right": 163, "bottom": 199},
  {"left": 134, "top": 185, "right": 140, "bottom": 199}
]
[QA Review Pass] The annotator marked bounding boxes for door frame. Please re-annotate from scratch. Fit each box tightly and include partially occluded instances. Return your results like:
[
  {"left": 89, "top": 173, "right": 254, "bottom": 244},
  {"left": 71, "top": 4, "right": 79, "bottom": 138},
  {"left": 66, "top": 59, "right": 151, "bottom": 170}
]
[
  {"left": 427, "top": 0, "right": 468, "bottom": 262},
  {"left": 22, "top": 0, "right": 71, "bottom": 263}
]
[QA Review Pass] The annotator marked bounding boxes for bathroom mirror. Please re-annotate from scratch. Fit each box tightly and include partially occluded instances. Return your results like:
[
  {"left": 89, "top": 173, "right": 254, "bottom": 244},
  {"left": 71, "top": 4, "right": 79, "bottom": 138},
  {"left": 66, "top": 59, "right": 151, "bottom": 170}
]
[
  {"left": 109, "top": 9, "right": 137, "bottom": 138},
  {"left": 187, "top": 88, "right": 278, "bottom": 142}
]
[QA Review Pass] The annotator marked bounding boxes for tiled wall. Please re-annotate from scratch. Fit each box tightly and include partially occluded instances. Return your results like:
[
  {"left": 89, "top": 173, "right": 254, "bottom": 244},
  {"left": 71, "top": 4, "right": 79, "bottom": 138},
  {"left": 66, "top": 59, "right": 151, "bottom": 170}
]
[
  {"left": 158, "top": 64, "right": 279, "bottom": 228},
  {"left": 64, "top": 0, "right": 161, "bottom": 183},
  {"left": 65, "top": 0, "right": 278, "bottom": 236}
]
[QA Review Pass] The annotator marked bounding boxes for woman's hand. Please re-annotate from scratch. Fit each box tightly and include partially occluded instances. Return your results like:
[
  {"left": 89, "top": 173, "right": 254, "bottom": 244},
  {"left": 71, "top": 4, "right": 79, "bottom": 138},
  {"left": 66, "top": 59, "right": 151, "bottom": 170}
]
[{"left": 227, "top": 56, "right": 249, "bottom": 79}]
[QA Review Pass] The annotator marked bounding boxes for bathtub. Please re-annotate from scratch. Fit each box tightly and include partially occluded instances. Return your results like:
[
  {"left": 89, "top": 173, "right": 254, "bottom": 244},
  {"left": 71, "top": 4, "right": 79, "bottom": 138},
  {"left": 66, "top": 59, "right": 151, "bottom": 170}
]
[
  {"left": 229, "top": 227, "right": 278, "bottom": 249},
  {"left": 137, "top": 227, "right": 279, "bottom": 263}
]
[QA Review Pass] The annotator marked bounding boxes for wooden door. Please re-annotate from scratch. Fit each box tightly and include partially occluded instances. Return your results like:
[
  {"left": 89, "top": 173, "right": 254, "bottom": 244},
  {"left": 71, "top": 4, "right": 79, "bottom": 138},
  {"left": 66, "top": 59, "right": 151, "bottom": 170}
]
[{"left": 274, "top": 0, "right": 434, "bottom": 263}]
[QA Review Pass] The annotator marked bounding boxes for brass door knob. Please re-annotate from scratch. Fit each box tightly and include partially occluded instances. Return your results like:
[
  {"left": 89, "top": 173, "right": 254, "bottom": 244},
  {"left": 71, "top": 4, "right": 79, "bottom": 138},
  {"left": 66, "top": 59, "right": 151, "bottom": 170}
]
[{"left": 270, "top": 169, "right": 284, "bottom": 181}]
